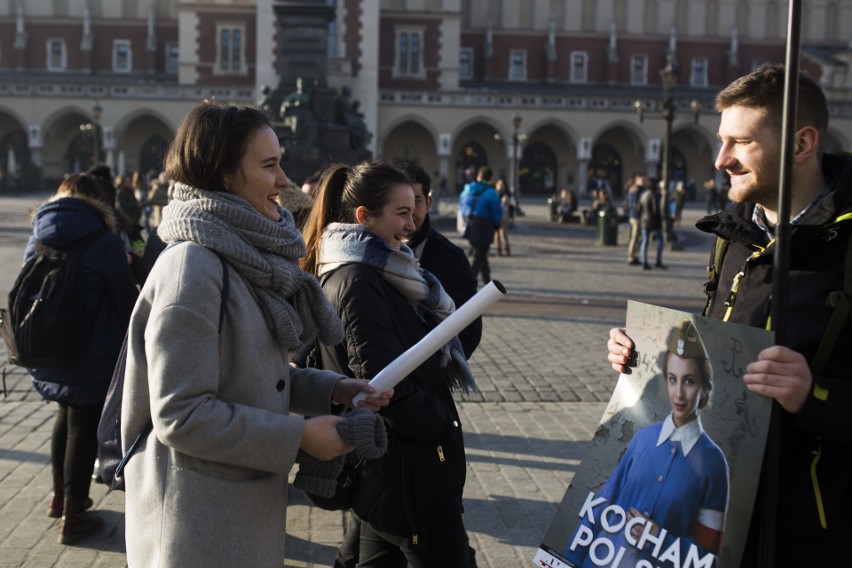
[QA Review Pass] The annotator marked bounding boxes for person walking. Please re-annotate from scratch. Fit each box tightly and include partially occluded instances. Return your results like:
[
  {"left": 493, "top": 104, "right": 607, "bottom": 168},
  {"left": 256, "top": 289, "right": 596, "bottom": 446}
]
[
  {"left": 625, "top": 174, "right": 645, "bottom": 266},
  {"left": 637, "top": 178, "right": 666, "bottom": 270},
  {"left": 302, "top": 161, "right": 476, "bottom": 567},
  {"left": 704, "top": 177, "right": 721, "bottom": 214},
  {"left": 459, "top": 166, "right": 502, "bottom": 285},
  {"left": 493, "top": 177, "right": 512, "bottom": 256},
  {"left": 607, "top": 64, "right": 852, "bottom": 567},
  {"left": 26, "top": 173, "right": 138, "bottom": 544},
  {"left": 120, "top": 102, "right": 389, "bottom": 567}
]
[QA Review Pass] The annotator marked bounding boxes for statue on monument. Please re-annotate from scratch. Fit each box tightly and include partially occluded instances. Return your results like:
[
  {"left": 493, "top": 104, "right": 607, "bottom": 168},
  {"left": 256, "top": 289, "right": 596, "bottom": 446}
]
[
  {"left": 257, "top": 84, "right": 273, "bottom": 115},
  {"left": 279, "top": 77, "right": 318, "bottom": 148},
  {"left": 335, "top": 85, "right": 372, "bottom": 156}
]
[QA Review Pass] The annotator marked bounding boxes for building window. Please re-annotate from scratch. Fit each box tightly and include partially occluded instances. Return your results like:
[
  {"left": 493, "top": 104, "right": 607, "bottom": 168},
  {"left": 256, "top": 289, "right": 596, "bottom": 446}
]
[
  {"left": 690, "top": 57, "right": 708, "bottom": 87},
  {"left": 570, "top": 51, "right": 588, "bottom": 83},
  {"left": 509, "top": 49, "right": 526, "bottom": 81},
  {"left": 113, "top": 40, "right": 132, "bottom": 73},
  {"left": 459, "top": 48, "right": 473, "bottom": 80},
  {"left": 631, "top": 55, "right": 648, "bottom": 85},
  {"left": 46, "top": 39, "right": 67, "bottom": 71},
  {"left": 395, "top": 28, "right": 424, "bottom": 77},
  {"left": 217, "top": 25, "right": 244, "bottom": 73},
  {"left": 166, "top": 42, "right": 179, "bottom": 74}
]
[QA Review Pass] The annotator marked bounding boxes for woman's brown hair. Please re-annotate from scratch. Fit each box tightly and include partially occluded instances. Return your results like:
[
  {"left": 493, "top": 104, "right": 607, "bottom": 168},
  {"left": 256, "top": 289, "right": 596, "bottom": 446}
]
[
  {"left": 164, "top": 101, "right": 273, "bottom": 193},
  {"left": 55, "top": 173, "right": 104, "bottom": 202},
  {"left": 300, "top": 161, "right": 411, "bottom": 275}
]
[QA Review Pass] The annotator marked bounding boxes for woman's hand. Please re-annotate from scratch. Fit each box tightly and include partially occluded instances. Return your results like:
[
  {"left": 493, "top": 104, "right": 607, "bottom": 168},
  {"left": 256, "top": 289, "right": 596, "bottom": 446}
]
[
  {"left": 608, "top": 327, "right": 636, "bottom": 374},
  {"left": 627, "top": 507, "right": 659, "bottom": 543},
  {"left": 332, "top": 378, "right": 393, "bottom": 412},
  {"left": 300, "top": 415, "right": 351, "bottom": 461}
]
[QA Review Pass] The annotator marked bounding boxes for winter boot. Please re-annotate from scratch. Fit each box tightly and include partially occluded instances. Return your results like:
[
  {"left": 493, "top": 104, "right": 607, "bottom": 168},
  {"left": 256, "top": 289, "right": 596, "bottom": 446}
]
[
  {"left": 47, "top": 473, "right": 64, "bottom": 518},
  {"left": 58, "top": 499, "right": 103, "bottom": 545},
  {"left": 47, "top": 474, "right": 93, "bottom": 518}
]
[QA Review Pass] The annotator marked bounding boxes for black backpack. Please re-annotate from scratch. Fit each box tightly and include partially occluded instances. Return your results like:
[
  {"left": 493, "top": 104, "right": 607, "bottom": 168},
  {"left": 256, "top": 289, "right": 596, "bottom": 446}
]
[
  {"left": 1, "top": 229, "right": 106, "bottom": 369},
  {"left": 97, "top": 248, "right": 229, "bottom": 491}
]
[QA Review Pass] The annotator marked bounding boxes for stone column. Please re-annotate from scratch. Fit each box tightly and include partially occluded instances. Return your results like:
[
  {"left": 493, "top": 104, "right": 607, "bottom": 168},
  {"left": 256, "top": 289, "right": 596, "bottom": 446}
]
[{"left": 577, "top": 137, "right": 592, "bottom": 196}]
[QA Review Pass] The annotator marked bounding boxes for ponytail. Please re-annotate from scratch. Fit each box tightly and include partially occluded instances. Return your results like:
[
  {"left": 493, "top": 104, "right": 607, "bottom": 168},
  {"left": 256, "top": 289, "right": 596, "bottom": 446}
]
[
  {"left": 300, "top": 161, "right": 412, "bottom": 275},
  {"left": 301, "top": 164, "right": 352, "bottom": 275}
]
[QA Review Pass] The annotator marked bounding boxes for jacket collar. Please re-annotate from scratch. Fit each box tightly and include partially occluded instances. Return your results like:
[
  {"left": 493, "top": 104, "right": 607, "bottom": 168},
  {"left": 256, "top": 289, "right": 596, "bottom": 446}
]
[
  {"left": 696, "top": 153, "right": 852, "bottom": 243},
  {"left": 406, "top": 213, "right": 432, "bottom": 251},
  {"left": 657, "top": 414, "right": 704, "bottom": 457}
]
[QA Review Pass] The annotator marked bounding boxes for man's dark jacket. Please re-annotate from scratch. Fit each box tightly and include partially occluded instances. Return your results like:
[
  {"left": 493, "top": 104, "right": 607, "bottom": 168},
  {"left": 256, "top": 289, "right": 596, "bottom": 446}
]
[
  {"left": 696, "top": 153, "right": 852, "bottom": 567},
  {"left": 409, "top": 213, "right": 482, "bottom": 358}
]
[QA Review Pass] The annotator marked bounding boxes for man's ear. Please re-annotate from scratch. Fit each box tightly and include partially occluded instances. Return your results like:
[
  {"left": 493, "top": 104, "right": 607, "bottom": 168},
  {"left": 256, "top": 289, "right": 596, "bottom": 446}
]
[
  {"left": 425, "top": 195, "right": 433, "bottom": 212},
  {"left": 794, "top": 126, "right": 820, "bottom": 162},
  {"left": 355, "top": 205, "right": 369, "bottom": 225}
]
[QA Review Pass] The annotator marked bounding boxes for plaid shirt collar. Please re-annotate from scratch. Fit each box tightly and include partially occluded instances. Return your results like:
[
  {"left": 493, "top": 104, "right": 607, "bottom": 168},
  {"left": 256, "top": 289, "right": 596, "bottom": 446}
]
[{"left": 752, "top": 186, "right": 831, "bottom": 242}]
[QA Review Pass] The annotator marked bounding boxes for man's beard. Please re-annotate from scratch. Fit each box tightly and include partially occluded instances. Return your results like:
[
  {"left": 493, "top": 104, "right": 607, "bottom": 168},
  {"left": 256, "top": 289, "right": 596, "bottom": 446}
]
[{"left": 728, "top": 159, "right": 780, "bottom": 208}]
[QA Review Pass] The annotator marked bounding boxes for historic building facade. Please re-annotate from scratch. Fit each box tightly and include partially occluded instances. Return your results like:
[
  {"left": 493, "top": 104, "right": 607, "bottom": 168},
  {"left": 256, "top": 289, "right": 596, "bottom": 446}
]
[{"left": 1, "top": 0, "right": 851, "bottom": 196}]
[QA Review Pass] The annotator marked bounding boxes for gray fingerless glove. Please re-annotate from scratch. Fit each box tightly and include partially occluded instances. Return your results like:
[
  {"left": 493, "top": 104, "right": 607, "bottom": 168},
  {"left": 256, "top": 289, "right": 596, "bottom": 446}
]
[{"left": 294, "top": 409, "right": 388, "bottom": 498}]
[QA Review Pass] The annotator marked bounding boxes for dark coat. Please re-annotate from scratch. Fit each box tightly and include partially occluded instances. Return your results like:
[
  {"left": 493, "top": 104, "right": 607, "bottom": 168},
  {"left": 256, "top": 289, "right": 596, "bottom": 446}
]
[
  {"left": 638, "top": 188, "right": 662, "bottom": 230},
  {"left": 26, "top": 196, "right": 138, "bottom": 406},
  {"left": 696, "top": 153, "right": 852, "bottom": 566},
  {"left": 409, "top": 214, "right": 482, "bottom": 358},
  {"left": 318, "top": 262, "right": 466, "bottom": 546}
]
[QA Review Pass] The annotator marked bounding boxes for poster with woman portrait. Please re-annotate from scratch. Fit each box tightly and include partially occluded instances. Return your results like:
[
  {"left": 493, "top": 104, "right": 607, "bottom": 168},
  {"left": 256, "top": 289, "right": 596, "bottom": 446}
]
[{"left": 534, "top": 301, "right": 774, "bottom": 568}]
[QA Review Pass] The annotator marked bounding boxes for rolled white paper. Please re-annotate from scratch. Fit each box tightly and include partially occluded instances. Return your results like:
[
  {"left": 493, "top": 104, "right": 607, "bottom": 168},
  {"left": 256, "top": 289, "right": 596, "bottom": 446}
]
[{"left": 351, "top": 280, "right": 507, "bottom": 405}]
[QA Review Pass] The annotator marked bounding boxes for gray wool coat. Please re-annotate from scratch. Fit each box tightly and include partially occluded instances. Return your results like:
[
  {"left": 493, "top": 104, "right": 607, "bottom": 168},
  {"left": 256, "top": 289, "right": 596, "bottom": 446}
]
[{"left": 121, "top": 242, "right": 341, "bottom": 567}]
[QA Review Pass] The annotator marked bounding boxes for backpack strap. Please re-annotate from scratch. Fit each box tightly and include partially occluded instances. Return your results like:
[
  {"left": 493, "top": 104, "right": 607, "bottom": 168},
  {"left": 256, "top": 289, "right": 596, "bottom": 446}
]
[
  {"left": 114, "top": 250, "right": 230, "bottom": 481},
  {"left": 702, "top": 237, "right": 729, "bottom": 315},
  {"left": 809, "top": 229, "right": 852, "bottom": 392}
]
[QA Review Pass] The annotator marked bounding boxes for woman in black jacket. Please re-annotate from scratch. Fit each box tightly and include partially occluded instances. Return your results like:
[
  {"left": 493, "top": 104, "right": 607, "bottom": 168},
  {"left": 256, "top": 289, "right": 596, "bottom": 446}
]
[
  {"left": 301, "top": 162, "right": 475, "bottom": 567},
  {"left": 25, "top": 173, "right": 138, "bottom": 544}
]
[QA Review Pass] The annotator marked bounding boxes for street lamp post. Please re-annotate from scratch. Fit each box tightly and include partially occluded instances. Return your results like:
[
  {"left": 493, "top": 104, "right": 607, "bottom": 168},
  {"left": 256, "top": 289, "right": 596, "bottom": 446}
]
[
  {"left": 634, "top": 56, "right": 701, "bottom": 248},
  {"left": 79, "top": 101, "right": 103, "bottom": 170},
  {"left": 91, "top": 101, "right": 102, "bottom": 167},
  {"left": 659, "top": 59, "right": 677, "bottom": 208},
  {"left": 511, "top": 113, "right": 522, "bottom": 202}
]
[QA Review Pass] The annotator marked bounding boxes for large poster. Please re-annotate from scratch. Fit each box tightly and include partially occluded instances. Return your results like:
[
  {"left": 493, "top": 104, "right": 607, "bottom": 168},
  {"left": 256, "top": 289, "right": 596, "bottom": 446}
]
[{"left": 535, "top": 302, "right": 774, "bottom": 568}]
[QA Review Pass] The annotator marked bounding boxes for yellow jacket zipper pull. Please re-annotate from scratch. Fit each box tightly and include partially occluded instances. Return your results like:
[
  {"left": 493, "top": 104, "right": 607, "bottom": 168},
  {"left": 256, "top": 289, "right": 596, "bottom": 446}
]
[{"left": 437, "top": 445, "right": 445, "bottom": 462}]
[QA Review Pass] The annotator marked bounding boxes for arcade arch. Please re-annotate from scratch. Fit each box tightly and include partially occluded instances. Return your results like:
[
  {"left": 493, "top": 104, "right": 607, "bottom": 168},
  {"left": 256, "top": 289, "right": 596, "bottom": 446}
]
[{"left": 381, "top": 120, "right": 438, "bottom": 178}]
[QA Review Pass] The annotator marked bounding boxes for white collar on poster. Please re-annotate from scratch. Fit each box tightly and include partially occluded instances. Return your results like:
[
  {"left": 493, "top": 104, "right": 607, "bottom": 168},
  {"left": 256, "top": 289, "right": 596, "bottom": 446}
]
[{"left": 656, "top": 414, "right": 704, "bottom": 457}]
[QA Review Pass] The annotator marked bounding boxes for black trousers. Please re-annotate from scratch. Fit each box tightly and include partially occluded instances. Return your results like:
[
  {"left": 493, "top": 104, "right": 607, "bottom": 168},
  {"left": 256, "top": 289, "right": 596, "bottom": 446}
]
[
  {"left": 51, "top": 402, "right": 101, "bottom": 501},
  {"left": 468, "top": 245, "right": 491, "bottom": 285},
  {"left": 355, "top": 515, "right": 472, "bottom": 568}
]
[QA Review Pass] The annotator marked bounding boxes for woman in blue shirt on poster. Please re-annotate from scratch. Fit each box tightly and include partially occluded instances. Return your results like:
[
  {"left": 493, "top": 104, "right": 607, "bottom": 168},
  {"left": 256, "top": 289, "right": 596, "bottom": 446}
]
[{"left": 565, "top": 320, "right": 729, "bottom": 568}]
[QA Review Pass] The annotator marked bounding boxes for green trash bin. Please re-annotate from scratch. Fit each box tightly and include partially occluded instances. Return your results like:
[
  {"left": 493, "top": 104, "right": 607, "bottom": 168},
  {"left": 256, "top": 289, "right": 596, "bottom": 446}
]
[{"left": 597, "top": 206, "right": 618, "bottom": 246}]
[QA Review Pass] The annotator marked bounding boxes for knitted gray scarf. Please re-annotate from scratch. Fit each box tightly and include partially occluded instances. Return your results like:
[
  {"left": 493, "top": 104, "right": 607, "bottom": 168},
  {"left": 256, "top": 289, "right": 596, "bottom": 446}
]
[
  {"left": 317, "top": 223, "right": 477, "bottom": 395},
  {"left": 157, "top": 182, "right": 343, "bottom": 350}
]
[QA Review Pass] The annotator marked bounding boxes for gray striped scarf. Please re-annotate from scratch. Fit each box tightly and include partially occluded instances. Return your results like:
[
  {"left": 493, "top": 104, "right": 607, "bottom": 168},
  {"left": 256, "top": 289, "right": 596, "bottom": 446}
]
[
  {"left": 157, "top": 182, "right": 343, "bottom": 350},
  {"left": 317, "top": 223, "right": 477, "bottom": 394}
]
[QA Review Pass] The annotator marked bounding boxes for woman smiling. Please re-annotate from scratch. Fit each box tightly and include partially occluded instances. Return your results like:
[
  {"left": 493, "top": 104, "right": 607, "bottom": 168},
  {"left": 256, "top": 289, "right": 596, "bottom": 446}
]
[{"left": 301, "top": 162, "right": 476, "bottom": 567}]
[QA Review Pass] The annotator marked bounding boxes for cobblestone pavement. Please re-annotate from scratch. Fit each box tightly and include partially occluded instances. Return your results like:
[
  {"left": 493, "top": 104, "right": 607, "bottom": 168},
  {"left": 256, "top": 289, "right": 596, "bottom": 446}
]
[{"left": 0, "top": 192, "right": 714, "bottom": 567}]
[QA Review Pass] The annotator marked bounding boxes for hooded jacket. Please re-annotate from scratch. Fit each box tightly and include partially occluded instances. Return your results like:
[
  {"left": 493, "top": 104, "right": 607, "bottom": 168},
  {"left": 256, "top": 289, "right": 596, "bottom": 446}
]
[
  {"left": 26, "top": 195, "right": 138, "bottom": 406},
  {"left": 696, "top": 153, "right": 852, "bottom": 566}
]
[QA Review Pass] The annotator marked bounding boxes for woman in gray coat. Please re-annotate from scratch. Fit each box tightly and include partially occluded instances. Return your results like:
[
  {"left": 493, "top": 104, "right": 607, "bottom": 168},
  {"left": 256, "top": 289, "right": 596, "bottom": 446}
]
[{"left": 121, "top": 102, "right": 389, "bottom": 567}]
